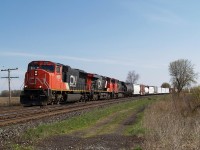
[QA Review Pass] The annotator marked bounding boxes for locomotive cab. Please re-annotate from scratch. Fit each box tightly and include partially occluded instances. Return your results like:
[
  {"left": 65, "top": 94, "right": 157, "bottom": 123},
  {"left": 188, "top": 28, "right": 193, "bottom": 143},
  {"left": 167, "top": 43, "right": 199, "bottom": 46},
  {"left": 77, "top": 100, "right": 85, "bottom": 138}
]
[
  {"left": 20, "top": 61, "right": 65, "bottom": 106},
  {"left": 25, "top": 61, "right": 55, "bottom": 89}
]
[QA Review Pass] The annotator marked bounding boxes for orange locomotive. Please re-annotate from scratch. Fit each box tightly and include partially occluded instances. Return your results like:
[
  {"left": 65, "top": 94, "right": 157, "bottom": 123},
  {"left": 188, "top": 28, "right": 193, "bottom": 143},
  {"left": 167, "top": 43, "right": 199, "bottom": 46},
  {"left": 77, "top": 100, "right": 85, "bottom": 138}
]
[{"left": 20, "top": 60, "right": 126, "bottom": 106}]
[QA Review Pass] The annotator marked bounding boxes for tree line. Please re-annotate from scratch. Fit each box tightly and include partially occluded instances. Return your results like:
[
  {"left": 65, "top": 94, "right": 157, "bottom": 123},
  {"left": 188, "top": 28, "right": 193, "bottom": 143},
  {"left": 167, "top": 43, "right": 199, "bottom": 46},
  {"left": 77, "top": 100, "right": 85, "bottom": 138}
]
[{"left": 0, "top": 90, "right": 21, "bottom": 97}]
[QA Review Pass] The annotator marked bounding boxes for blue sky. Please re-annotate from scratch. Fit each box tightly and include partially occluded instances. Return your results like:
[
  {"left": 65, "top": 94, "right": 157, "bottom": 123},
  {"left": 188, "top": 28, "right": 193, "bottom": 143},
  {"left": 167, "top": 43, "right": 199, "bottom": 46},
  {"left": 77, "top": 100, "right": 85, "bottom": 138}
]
[{"left": 0, "top": 0, "right": 200, "bottom": 91}]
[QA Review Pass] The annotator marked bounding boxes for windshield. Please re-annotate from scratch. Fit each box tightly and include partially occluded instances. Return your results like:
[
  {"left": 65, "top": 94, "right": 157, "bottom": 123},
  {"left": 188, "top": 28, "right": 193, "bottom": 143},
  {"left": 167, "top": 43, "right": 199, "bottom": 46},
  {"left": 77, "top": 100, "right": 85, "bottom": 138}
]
[
  {"left": 28, "top": 64, "right": 55, "bottom": 73},
  {"left": 28, "top": 64, "right": 39, "bottom": 70},
  {"left": 41, "top": 65, "right": 55, "bottom": 72}
]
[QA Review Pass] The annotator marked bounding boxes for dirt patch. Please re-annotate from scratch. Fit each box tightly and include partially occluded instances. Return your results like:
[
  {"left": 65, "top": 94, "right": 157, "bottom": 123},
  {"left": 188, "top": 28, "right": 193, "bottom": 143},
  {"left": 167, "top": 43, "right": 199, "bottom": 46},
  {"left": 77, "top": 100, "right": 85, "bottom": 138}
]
[
  {"left": 114, "top": 106, "right": 146, "bottom": 135},
  {"left": 72, "top": 112, "right": 121, "bottom": 138},
  {"left": 123, "top": 106, "right": 145, "bottom": 125},
  {"left": 36, "top": 134, "right": 143, "bottom": 150}
]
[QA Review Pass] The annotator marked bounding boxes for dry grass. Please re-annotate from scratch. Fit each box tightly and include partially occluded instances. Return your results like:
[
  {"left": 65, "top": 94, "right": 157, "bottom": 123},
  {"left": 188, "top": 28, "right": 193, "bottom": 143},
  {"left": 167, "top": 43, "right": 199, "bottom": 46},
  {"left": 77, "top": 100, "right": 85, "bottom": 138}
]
[
  {"left": 0, "top": 97, "right": 20, "bottom": 106},
  {"left": 143, "top": 95, "right": 200, "bottom": 150}
]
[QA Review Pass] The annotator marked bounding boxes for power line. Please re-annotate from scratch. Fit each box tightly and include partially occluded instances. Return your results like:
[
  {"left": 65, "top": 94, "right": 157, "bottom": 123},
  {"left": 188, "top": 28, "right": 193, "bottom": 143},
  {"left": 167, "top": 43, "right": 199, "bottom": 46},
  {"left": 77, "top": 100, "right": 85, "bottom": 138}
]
[{"left": 1, "top": 68, "right": 19, "bottom": 106}]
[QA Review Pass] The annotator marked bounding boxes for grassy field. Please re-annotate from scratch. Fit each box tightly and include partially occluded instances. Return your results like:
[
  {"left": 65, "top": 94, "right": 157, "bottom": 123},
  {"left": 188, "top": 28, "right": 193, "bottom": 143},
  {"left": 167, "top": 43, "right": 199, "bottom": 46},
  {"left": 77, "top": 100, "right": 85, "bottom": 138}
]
[
  {"left": 0, "top": 97, "right": 20, "bottom": 106},
  {"left": 7, "top": 94, "right": 200, "bottom": 150},
  {"left": 11, "top": 97, "right": 157, "bottom": 150},
  {"left": 24, "top": 98, "right": 153, "bottom": 140}
]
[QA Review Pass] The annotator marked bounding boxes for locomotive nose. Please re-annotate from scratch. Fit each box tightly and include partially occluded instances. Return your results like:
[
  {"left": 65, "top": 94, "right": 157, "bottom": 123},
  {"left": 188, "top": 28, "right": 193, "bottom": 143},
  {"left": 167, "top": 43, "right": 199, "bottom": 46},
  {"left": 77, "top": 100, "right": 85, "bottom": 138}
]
[{"left": 26, "top": 69, "right": 49, "bottom": 89}]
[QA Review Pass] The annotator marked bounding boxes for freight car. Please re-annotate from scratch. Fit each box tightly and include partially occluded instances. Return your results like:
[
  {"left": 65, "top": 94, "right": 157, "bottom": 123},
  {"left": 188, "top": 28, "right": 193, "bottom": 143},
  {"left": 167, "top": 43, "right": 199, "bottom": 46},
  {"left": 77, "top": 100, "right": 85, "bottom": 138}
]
[{"left": 20, "top": 60, "right": 170, "bottom": 106}]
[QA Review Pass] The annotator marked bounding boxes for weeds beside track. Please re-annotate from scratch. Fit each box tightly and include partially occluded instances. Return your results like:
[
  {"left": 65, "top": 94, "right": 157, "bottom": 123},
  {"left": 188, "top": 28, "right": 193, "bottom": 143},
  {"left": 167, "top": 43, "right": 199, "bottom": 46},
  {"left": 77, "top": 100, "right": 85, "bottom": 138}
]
[{"left": 143, "top": 94, "right": 200, "bottom": 150}]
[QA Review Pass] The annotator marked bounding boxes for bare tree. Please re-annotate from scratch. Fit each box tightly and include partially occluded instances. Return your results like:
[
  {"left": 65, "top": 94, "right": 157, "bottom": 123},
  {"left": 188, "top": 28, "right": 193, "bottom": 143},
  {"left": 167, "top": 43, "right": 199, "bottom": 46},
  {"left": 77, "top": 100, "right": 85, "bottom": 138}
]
[
  {"left": 126, "top": 71, "right": 139, "bottom": 84},
  {"left": 169, "top": 59, "right": 198, "bottom": 94}
]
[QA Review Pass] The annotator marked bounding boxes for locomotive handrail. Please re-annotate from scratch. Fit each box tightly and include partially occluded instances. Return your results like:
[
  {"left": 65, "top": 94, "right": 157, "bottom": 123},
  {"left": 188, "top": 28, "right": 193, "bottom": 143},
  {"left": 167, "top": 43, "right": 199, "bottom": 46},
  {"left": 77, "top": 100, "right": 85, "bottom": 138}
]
[
  {"left": 43, "top": 74, "right": 50, "bottom": 89},
  {"left": 43, "top": 79, "right": 50, "bottom": 89}
]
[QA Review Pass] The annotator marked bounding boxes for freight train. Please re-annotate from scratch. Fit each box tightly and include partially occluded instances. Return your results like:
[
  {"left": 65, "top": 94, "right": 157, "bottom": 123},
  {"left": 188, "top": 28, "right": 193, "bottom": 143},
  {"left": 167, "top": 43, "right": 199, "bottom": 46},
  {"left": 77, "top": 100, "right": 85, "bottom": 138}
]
[{"left": 20, "top": 60, "right": 169, "bottom": 106}]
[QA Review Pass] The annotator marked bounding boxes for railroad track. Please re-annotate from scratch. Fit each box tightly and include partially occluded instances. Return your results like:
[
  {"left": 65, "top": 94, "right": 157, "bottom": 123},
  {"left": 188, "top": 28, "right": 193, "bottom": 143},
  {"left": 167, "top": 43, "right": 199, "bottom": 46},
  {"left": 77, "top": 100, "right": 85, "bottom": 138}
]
[{"left": 0, "top": 97, "right": 140, "bottom": 127}]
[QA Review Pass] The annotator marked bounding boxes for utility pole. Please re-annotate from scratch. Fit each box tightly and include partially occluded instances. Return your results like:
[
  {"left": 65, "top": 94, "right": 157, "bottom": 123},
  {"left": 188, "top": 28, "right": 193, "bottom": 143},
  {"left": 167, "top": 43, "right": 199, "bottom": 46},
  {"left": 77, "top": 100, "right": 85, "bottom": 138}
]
[{"left": 1, "top": 68, "right": 19, "bottom": 106}]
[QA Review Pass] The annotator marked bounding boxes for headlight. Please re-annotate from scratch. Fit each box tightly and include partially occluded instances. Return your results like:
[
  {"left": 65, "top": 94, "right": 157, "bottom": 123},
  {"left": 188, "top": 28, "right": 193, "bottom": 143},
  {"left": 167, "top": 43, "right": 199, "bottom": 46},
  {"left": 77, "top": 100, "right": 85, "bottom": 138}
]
[{"left": 34, "top": 70, "right": 38, "bottom": 76}]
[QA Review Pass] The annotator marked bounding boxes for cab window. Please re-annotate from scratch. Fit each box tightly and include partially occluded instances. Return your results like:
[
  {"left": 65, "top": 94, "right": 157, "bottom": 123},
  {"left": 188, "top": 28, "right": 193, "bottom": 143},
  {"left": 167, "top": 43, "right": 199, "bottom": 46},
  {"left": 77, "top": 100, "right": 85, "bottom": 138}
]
[
  {"left": 41, "top": 65, "right": 55, "bottom": 72},
  {"left": 56, "top": 66, "right": 61, "bottom": 73},
  {"left": 28, "top": 64, "right": 39, "bottom": 70}
]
